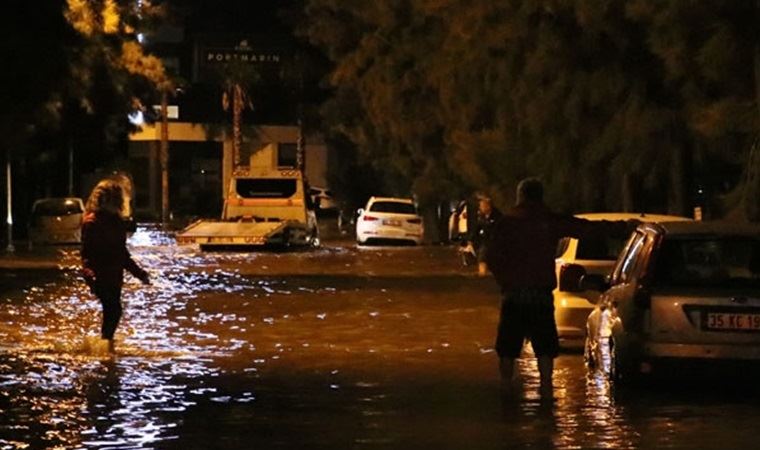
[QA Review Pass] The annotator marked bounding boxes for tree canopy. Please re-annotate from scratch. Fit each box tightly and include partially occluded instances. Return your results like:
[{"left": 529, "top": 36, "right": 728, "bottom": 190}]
[
  {"left": 1, "top": 0, "right": 170, "bottom": 189},
  {"left": 303, "top": 0, "right": 759, "bottom": 218}
]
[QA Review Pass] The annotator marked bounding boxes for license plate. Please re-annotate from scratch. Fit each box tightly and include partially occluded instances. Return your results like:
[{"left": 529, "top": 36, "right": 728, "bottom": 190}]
[
  {"left": 383, "top": 219, "right": 401, "bottom": 227},
  {"left": 705, "top": 312, "right": 760, "bottom": 331}
]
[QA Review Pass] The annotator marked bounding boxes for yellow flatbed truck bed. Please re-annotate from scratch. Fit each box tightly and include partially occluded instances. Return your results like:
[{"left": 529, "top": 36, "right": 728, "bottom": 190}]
[{"left": 175, "top": 219, "right": 294, "bottom": 248}]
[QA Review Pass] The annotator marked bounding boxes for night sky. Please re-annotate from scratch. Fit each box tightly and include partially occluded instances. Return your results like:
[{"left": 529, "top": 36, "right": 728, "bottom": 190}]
[{"left": 177, "top": 0, "right": 300, "bottom": 35}]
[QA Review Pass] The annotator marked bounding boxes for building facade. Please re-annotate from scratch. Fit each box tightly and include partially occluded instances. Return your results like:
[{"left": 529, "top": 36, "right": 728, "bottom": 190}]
[{"left": 128, "top": 123, "right": 328, "bottom": 220}]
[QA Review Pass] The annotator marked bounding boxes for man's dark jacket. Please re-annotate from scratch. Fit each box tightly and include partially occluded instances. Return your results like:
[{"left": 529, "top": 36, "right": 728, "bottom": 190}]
[{"left": 485, "top": 202, "right": 630, "bottom": 292}]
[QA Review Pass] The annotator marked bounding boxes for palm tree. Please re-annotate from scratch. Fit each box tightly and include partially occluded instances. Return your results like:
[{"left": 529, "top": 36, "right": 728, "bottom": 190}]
[{"left": 219, "top": 61, "right": 259, "bottom": 166}]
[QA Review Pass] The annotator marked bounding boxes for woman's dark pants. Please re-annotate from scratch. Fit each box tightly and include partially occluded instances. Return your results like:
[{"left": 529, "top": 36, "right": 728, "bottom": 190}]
[{"left": 93, "top": 285, "right": 123, "bottom": 340}]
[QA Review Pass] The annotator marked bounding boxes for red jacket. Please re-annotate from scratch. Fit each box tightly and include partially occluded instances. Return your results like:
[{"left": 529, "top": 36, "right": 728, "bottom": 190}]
[
  {"left": 81, "top": 211, "right": 145, "bottom": 288},
  {"left": 486, "top": 202, "right": 630, "bottom": 292}
]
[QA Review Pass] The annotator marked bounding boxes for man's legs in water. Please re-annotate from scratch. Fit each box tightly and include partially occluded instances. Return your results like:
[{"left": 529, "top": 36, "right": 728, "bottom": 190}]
[
  {"left": 499, "top": 356, "right": 514, "bottom": 383},
  {"left": 538, "top": 355, "right": 553, "bottom": 398},
  {"left": 501, "top": 355, "right": 553, "bottom": 396}
]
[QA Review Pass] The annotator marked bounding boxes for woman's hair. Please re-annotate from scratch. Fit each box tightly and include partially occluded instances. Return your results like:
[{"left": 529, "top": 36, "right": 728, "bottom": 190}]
[{"left": 86, "top": 179, "right": 125, "bottom": 215}]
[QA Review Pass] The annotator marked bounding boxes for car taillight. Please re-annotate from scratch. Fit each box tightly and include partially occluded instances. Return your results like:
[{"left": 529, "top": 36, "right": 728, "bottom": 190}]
[
  {"left": 407, "top": 218, "right": 422, "bottom": 224},
  {"left": 558, "top": 263, "right": 586, "bottom": 292},
  {"left": 363, "top": 215, "right": 379, "bottom": 221}
]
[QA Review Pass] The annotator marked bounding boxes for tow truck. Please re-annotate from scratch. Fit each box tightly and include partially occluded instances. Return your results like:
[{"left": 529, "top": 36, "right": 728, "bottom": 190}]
[{"left": 176, "top": 149, "right": 319, "bottom": 250}]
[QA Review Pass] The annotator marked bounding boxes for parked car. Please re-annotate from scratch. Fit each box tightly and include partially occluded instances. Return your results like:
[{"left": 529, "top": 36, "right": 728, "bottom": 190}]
[
  {"left": 580, "top": 221, "right": 760, "bottom": 382},
  {"left": 554, "top": 213, "right": 692, "bottom": 347},
  {"left": 356, "top": 197, "right": 424, "bottom": 245},
  {"left": 28, "top": 197, "right": 85, "bottom": 246}
]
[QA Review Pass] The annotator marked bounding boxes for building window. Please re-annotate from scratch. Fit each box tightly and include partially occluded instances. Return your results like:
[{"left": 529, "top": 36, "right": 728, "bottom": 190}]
[
  {"left": 236, "top": 179, "right": 297, "bottom": 198},
  {"left": 277, "top": 143, "right": 298, "bottom": 168}
]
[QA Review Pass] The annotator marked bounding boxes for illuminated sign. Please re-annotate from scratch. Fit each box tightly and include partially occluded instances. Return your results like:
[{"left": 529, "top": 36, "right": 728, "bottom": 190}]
[
  {"left": 194, "top": 38, "right": 287, "bottom": 82},
  {"left": 202, "top": 40, "right": 281, "bottom": 65},
  {"left": 205, "top": 50, "right": 281, "bottom": 64}
]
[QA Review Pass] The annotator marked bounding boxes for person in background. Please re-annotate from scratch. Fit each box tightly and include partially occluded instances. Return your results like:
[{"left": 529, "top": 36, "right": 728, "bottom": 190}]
[
  {"left": 466, "top": 194, "right": 502, "bottom": 276},
  {"left": 81, "top": 179, "right": 150, "bottom": 353},
  {"left": 486, "top": 178, "right": 634, "bottom": 399}
]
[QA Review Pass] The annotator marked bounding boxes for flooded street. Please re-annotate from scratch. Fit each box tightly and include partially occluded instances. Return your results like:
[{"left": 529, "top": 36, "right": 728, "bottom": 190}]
[{"left": 2, "top": 228, "right": 760, "bottom": 449}]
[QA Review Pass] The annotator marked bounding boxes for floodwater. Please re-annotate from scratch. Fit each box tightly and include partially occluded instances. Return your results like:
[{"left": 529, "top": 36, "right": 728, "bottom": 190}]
[{"left": 1, "top": 227, "right": 760, "bottom": 449}]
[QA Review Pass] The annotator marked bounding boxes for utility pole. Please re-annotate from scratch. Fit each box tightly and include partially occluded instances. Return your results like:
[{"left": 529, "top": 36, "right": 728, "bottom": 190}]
[
  {"left": 5, "top": 148, "right": 14, "bottom": 253},
  {"left": 68, "top": 141, "right": 74, "bottom": 197},
  {"left": 160, "top": 90, "right": 170, "bottom": 230},
  {"left": 296, "top": 56, "right": 305, "bottom": 174},
  {"left": 744, "top": 138, "right": 759, "bottom": 221},
  {"left": 297, "top": 116, "right": 304, "bottom": 172},
  {"left": 232, "top": 83, "right": 244, "bottom": 167}
]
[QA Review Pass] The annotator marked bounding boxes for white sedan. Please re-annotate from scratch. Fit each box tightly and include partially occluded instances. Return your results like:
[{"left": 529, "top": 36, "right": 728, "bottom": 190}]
[{"left": 356, "top": 197, "right": 424, "bottom": 245}]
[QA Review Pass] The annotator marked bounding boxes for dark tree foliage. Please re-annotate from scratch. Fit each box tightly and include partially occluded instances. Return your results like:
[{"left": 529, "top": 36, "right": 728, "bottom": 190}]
[
  {"left": 303, "top": 0, "right": 759, "bottom": 218},
  {"left": 627, "top": 0, "right": 759, "bottom": 219},
  {"left": 0, "top": 1, "right": 74, "bottom": 150},
  {"left": 1, "top": 0, "right": 169, "bottom": 199}
]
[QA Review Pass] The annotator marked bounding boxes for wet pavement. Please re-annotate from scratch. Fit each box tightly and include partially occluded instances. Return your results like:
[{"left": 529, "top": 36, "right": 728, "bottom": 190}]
[{"left": 2, "top": 227, "right": 760, "bottom": 449}]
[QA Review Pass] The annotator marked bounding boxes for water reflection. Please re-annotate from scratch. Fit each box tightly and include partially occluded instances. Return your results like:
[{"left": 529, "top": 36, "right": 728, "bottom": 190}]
[
  {"left": 492, "top": 350, "right": 645, "bottom": 450},
  {"left": 2, "top": 227, "right": 760, "bottom": 448}
]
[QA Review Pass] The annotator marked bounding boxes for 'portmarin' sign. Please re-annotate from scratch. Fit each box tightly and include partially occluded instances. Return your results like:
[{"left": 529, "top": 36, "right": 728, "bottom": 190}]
[
  {"left": 203, "top": 40, "right": 281, "bottom": 65},
  {"left": 205, "top": 51, "right": 280, "bottom": 63}
]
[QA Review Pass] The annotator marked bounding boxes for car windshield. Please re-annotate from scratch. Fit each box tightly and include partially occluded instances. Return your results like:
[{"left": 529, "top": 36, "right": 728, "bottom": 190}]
[
  {"left": 369, "top": 201, "right": 416, "bottom": 215},
  {"left": 575, "top": 236, "right": 627, "bottom": 261},
  {"left": 654, "top": 236, "right": 760, "bottom": 289},
  {"left": 33, "top": 199, "right": 83, "bottom": 216},
  {"left": 236, "top": 179, "right": 297, "bottom": 198}
]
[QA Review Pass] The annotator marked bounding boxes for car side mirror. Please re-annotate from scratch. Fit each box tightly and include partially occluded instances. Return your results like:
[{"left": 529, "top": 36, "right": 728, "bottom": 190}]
[
  {"left": 356, "top": 208, "right": 364, "bottom": 216},
  {"left": 558, "top": 263, "right": 586, "bottom": 292},
  {"left": 580, "top": 273, "right": 608, "bottom": 293}
]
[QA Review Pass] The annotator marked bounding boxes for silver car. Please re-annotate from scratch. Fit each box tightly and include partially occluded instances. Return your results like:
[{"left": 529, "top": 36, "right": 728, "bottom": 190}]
[
  {"left": 554, "top": 213, "right": 691, "bottom": 347},
  {"left": 28, "top": 197, "right": 85, "bottom": 246},
  {"left": 582, "top": 221, "right": 760, "bottom": 382}
]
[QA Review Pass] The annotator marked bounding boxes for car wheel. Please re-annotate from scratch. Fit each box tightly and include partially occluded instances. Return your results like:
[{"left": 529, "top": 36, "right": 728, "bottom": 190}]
[
  {"left": 309, "top": 228, "right": 320, "bottom": 248},
  {"left": 608, "top": 337, "right": 633, "bottom": 384},
  {"left": 608, "top": 338, "right": 619, "bottom": 382},
  {"left": 584, "top": 336, "right": 596, "bottom": 370},
  {"left": 281, "top": 229, "right": 292, "bottom": 248}
]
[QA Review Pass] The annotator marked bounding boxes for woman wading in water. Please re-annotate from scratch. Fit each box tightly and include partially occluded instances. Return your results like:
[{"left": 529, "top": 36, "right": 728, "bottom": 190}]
[{"left": 81, "top": 179, "right": 150, "bottom": 353}]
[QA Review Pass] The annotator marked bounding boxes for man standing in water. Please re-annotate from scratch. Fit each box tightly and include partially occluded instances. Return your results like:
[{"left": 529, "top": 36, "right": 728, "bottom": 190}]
[
  {"left": 486, "top": 178, "right": 632, "bottom": 399},
  {"left": 464, "top": 194, "right": 502, "bottom": 276},
  {"left": 81, "top": 179, "right": 150, "bottom": 353}
]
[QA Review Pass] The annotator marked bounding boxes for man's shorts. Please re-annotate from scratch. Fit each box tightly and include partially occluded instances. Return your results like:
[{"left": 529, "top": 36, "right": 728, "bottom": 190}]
[{"left": 495, "top": 288, "right": 559, "bottom": 358}]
